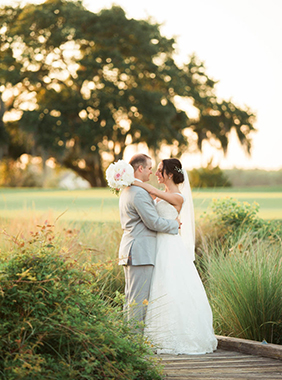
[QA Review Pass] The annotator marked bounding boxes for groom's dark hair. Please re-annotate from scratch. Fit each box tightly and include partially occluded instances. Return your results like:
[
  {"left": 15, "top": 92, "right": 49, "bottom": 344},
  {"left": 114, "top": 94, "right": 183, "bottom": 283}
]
[{"left": 129, "top": 154, "right": 151, "bottom": 172}]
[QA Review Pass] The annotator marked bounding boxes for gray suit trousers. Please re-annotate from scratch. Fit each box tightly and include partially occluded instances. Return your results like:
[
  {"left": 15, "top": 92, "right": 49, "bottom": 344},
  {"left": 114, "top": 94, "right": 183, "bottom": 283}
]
[{"left": 123, "top": 261, "right": 154, "bottom": 328}]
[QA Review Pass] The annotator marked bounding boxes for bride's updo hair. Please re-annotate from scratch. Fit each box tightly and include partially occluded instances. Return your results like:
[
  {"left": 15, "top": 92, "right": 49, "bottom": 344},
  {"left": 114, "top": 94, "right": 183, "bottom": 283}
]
[{"left": 162, "top": 158, "right": 184, "bottom": 184}]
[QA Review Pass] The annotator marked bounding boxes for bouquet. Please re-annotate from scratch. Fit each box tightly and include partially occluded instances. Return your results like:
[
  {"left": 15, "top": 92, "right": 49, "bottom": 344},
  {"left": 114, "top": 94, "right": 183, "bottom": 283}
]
[{"left": 106, "top": 160, "right": 135, "bottom": 195}]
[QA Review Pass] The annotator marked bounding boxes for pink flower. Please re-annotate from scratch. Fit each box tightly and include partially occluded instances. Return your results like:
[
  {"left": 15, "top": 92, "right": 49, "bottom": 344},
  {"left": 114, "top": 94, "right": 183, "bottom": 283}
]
[
  {"left": 114, "top": 169, "right": 126, "bottom": 181},
  {"left": 114, "top": 172, "right": 122, "bottom": 180}
]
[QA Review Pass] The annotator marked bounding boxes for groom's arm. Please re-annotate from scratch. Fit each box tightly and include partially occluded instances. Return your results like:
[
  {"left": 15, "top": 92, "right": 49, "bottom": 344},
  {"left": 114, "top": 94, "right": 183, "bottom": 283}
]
[{"left": 134, "top": 190, "right": 179, "bottom": 234}]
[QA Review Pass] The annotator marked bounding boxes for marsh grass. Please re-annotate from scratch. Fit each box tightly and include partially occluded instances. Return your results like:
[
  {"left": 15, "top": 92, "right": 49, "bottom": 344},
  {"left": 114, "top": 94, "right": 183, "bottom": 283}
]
[
  {"left": 196, "top": 198, "right": 282, "bottom": 345},
  {"left": 200, "top": 232, "right": 282, "bottom": 344}
]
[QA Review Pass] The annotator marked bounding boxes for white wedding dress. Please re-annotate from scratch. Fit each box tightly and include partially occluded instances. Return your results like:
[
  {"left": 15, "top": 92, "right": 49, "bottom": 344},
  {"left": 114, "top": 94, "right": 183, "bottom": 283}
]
[{"left": 144, "top": 198, "right": 218, "bottom": 355}]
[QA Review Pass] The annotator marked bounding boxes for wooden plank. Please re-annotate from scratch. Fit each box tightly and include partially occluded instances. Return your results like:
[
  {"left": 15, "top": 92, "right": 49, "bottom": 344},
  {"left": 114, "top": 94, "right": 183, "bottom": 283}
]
[
  {"left": 164, "top": 363, "right": 282, "bottom": 372},
  {"left": 162, "top": 357, "right": 269, "bottom": 365},
  {"left": 165, "top": 376, "right": 282, "bottom": 379},
  {"left": 159, "top": 347, "right": 282, "bottom": 379},
  {"left": 163, "top": 357, "right": 277, "bottom": 365},
  {"left": 216, "top": 335, "right": 282, "bottom": 361},
  {"left": 164, "top": 363, "right": 282, "bottom": 370},
  {"left": 164, "top": 370, "right": 282, "bottom": 378},
  {"left": 160, "top": 351, "right": 254, "bottom": 360}
]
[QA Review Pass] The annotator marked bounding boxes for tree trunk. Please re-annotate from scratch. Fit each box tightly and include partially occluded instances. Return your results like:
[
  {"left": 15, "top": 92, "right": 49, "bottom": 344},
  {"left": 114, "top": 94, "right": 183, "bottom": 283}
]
[
  {"left": 0, "top": 93, "right": 7, "bottom": 160},
  {"left": 0, "top": 94, "right": 5, "bottom": 126},
  {"left": 41, "top": 148, "right": 49, "bottom": 188},
  {"left": 63, "top": 153, "right": 107, "bottom": 187}
]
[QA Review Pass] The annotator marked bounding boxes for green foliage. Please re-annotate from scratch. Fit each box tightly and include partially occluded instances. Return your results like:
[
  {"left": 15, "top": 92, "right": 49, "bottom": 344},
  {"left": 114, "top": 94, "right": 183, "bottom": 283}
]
[
  {"left": 0, "top": 225, "right": 162, "bottom": 379},
  {"left": 200, "top": 197, "right": 282, "bottom": 246},
  {"left": 189, "top": 165, "right": 231, "bottom": 188},
  {"left": 0, "top": 0, "right": 255, "bottom": 186},
  {"left": 202, "top": 234, "right": 282, "bottom": 345}
]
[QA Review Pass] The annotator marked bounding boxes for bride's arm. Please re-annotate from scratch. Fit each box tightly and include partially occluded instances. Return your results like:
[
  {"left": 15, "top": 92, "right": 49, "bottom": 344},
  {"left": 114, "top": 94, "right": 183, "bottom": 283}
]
[{"left": 133, "top": 181, "right": 183, "bottom": 209}]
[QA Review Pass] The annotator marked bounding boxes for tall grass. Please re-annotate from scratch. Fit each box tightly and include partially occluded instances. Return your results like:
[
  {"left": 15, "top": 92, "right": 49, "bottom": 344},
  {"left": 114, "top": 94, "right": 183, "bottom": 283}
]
[
  {"left": 199, "top": 231, "right": 282, "bottom": 344},
  {"left": 197, "top": 198, "right": 282, "bottom": 344},
  {"left": 1, "top": 212, "right": 122, "bottom": 260}
]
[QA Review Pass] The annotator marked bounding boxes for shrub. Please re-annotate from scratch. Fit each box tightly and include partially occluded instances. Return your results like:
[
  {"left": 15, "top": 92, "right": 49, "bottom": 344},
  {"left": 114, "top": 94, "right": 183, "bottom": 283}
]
[
  {"left": 0, "top": 225, "right": 162, "bottom": 379},
  {"left": 199, "top": 197, "right": 282, "bottom": 249}
]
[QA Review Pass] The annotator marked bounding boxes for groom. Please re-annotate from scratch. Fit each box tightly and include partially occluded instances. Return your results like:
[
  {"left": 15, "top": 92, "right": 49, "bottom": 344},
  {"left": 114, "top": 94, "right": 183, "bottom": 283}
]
[{"left": 119, "top": 153, "right": 179, "bottom": 328}]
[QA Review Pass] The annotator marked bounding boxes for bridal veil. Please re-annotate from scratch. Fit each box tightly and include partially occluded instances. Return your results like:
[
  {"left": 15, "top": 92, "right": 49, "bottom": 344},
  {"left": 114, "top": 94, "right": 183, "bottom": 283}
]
[{"left": 179, "top": 170, "right": 195, "bottom": 261}]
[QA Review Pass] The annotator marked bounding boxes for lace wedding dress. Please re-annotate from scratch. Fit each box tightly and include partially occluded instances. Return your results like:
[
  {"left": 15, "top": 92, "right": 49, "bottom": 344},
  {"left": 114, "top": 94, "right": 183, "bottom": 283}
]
[{"left": 144, "top": 199, "right": 218, "bottom": 355}]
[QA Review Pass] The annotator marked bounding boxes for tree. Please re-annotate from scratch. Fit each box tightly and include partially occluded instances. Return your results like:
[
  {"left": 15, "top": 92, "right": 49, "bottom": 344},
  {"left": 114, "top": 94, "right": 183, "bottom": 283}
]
[
  {"left": 189, "top": 162, "right": 232, "bottom": 188},
  {"left": 0, "top": 96, "right": 8, "bottom": 159},
  {"left": 0, "top": 0, "right": 256, "bottom": 187}
]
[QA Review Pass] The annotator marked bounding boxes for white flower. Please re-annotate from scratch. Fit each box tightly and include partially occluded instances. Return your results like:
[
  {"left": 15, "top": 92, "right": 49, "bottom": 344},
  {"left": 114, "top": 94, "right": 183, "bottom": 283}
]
[{"left": 106, "top": 160, "right": 135, "bottom": 194}]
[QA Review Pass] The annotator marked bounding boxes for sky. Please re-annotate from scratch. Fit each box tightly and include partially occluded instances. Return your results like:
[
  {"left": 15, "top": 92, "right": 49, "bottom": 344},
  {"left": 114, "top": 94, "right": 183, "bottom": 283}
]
[{"left": 1, "top": 0, "right": 282, "bottom": 170}]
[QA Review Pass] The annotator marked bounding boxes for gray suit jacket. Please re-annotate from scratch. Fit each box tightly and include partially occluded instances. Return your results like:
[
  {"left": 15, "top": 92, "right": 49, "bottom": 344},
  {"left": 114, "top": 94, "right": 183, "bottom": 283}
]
[{"left": 118, "top": 186, "right": 179, "bottom": 266}]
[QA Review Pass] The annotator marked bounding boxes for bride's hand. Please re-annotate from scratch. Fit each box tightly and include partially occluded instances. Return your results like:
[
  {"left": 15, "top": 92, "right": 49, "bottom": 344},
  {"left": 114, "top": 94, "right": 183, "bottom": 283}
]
[{"left": 176, "top": 217, "right": 182, "bottom": 229}]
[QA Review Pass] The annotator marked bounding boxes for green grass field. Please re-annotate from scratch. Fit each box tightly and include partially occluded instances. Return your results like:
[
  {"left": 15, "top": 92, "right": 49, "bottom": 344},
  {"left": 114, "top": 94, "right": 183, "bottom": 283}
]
[{"left": 1, "top": 186, "right": 282, "bottom": 225}]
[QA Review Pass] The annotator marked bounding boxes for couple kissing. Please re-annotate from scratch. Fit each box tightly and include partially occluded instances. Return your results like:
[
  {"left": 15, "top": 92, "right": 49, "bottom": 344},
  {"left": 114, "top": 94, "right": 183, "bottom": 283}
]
[{"left": 118, "top": 153, "right": 217, "bottom": 355}]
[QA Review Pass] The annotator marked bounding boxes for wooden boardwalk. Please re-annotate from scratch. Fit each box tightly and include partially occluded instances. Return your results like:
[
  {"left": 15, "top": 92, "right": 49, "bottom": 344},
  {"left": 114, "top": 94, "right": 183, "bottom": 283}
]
[{"left": 159, "top": 349, "right": 282, "bottom": 379}]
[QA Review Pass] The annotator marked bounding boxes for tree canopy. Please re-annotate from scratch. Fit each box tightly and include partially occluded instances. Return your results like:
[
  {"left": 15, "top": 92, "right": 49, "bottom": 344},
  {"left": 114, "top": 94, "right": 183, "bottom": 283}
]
[{"left": 0, "top": 0, "right": 256, "bottom": 186}]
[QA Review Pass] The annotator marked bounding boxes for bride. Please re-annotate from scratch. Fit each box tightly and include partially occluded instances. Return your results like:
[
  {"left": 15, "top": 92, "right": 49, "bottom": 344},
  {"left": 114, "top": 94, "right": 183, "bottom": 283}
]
[{"left": 133, "top": 158, "right": 217, "bottom": 355}]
